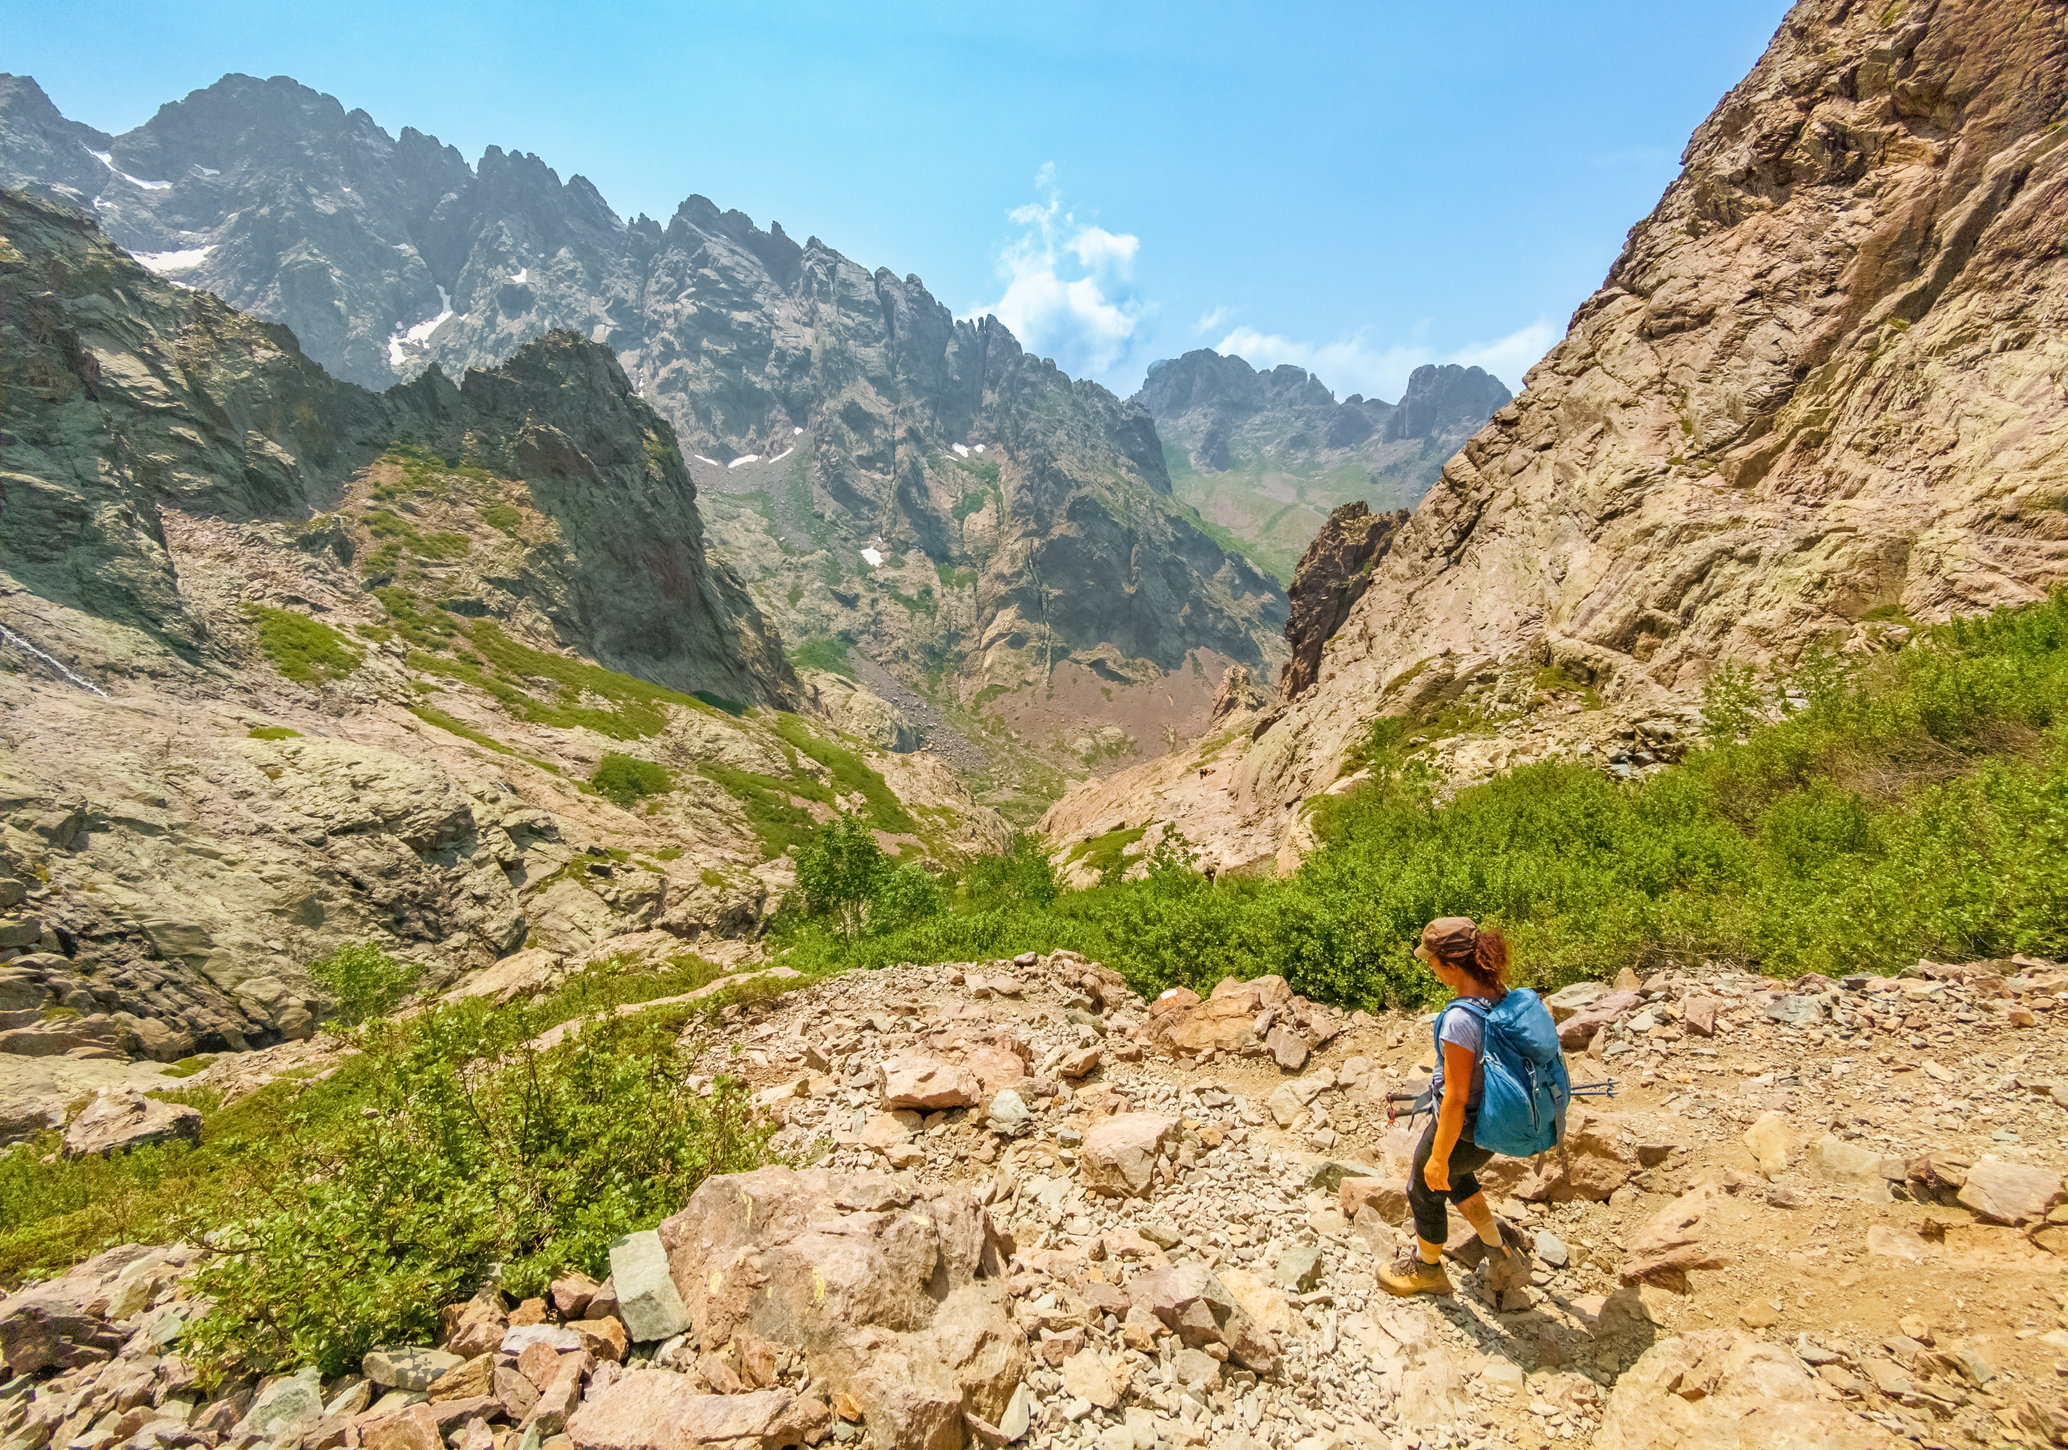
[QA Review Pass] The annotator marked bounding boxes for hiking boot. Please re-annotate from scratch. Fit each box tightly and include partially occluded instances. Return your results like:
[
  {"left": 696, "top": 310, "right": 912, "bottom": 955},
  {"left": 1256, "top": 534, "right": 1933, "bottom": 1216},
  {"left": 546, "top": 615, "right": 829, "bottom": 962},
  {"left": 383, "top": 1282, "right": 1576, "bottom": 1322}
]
[{"left": 1378, "top": 1248, "right": 1453, "bottom": 1298}]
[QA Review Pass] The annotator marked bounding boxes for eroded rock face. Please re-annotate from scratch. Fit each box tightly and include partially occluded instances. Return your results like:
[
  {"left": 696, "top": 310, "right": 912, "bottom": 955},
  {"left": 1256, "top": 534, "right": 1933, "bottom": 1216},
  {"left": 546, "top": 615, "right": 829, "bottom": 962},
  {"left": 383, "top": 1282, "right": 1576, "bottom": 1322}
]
[
  {"left": 1278, "top": 503, "right": 1409, "bottom": 701},
  {"left": 61, "top": 1088, "right": 201, "bottom": 1159},
  {"left": 1044, "top": 0, "right": 2068, "bottom": 871},
  {"left": 655, "top": 1167, "right": 1024, "bottom": 1450}
]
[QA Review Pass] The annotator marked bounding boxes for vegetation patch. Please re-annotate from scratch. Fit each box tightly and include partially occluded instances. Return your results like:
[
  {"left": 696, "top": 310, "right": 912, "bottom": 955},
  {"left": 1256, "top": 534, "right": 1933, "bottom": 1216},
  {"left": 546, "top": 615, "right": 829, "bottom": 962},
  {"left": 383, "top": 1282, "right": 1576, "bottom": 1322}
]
[
  {"left": 788, "top": 637, "right": 855, "bottom": 679},
  {"left": 244, "top": 606, "right": 363, "bottom": 686},
  {"left": 1065, "top": 825, "right": 1148, "bottom": 886},
  {"left": 698, "top": 760, "right": 824, "bottom": 859},
  {"left": 413, "top": 622, "right": 717, "bottom": 740},
  {"left": 245, "top": 726, "right": 301, "bottom": 741},
  {"left": 592, "top": 753, "right": 674, "bottom": 808},
  {"left": 773, "top": 715, "right": 916, "bottom": 835},
  {"left": 779, "top": 589, "right": 2068, "bottom": 1013}
]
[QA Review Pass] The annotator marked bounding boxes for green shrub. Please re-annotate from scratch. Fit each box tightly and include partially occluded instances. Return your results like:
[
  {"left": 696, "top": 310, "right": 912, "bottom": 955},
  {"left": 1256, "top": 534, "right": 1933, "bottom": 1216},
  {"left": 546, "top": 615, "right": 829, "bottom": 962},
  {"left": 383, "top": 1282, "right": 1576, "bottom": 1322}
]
[
  {"left": 181, "top": 995, "right": 765, "bottom": 1380},
  {"left": 308, "top": 941, "right": 421, "bottom": 1027},
  {"left": 244, "top": 607, "right": 362, "bottom": 686},
  {"left": 591, "top": 753, "right": 673, "bottom": 808},
  {"left": 792, "top": 813, "right": 886, "bottom": 940},
  {"left": 246, "top": 726, "right": 301, "bottom": 741},
  {"left": 788, "top": 637, "right": 854, "bottom": 678},
  {"left": 406, "top": 705, "right": 514, "bottom": 755}
]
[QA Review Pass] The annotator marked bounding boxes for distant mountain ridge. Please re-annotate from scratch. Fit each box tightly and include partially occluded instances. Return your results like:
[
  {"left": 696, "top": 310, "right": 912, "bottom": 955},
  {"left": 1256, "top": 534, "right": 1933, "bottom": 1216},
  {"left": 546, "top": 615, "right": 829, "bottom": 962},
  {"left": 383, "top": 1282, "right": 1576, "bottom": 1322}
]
[
  {"left": 0, "top": 72, "right": 1287, "bottom": 789},
  {"left": 1133, "top": 349, "right": 1509, "bottom": 582}
]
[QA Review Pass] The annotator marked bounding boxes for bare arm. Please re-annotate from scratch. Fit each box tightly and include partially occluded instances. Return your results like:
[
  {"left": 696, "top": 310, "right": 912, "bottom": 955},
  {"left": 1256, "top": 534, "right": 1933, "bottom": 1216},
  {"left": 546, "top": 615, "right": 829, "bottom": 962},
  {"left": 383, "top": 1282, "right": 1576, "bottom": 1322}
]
[{"left": 1423, "top": 1039, "right": 1478, "bottom": 1193}]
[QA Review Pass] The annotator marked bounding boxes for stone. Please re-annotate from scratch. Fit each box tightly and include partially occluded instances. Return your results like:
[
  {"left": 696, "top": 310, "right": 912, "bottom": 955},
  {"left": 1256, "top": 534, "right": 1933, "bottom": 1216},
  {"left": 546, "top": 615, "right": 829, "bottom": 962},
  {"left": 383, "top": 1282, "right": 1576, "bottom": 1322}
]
[
  {"left": 1556, "top": 991, "right": 1642, "bottom": 1050},
  {"left": 1593, "top": 1331, "right": 1900, "bottom": 1449},
  {"left": 518, "top": 1340, "right": 563, "bottom": 1391},
  {"left": 1077, "top": 1113, "right": 1180, "bottom": 1198},
  {"left": 1805, "top": 1136, "right": 1895, "bottom": 1202},
  {"left": 441, "top": 1292, "right": 508, "bottom": 1359},
  {"left": 1127, "top": 1260, "right": 1277, "bottom": 1375},
  {"left": 0, "top": 1297, "right": 124, "bottom": 1375},
  {"left": 60, "top": 1089, "right": 201, "bottom": 1158},
  {"left": 1742, "top": 1113, "right": 1791, "bottom": 1178},
  {"left": 1620, "top": 1186, "right": 1735, "bottom": 1287},
  {"left": 570, "top": 1318, "right": 627, "bottom": 1364},
  {"left": 426, "top": 1356, "right": 493, "bottom": 1403},
  {"left": 1513, "top": 1108, "right": 1639, "bottom": 1201},
  {"left": 1533, "top": 1229, "right": 1570, "bottom": 1268},
  {"left": 1171, "top": 1346, "right": 1221, "bottom": 1391},
  {"left": 236, "top": 1368, "right": 324, "bottom": 1439},
  {"left": 1059, "top": 1349, "right": 1121, "bottom": 1409},
  {"left": 608, "top": 1230, "right": 691, "bottom": 1343},
  {"left": 655, "top": 1166, "right": 1025, "bottom": 1450},
  {"left": 986, "top": 1382, "right": 1029, "bottom": 1442},
  {"left": 550, "top": 1273, "right": 601, "bottom": 1320},
  {"left": 522, "top": 1351, "right": 588, "bottom": 1436},
  {"left": 1682, "top": 995, "right": 1720, "bottom": 1037},
  {"left": 1055, "top": 1046, "right": 1102, "bottom": 1080},
  {"left": 1542, "top": 982, "right": 1611, "bottom": 1023},
  {"left": 985, "top": 1090, "right": 1030, "bottom": 1134},
  {"left": 1272, "top": 1246, "right": 1322, "bottom": 1293},
  {"left": 1340, "top": 1176, "right": 1409, "bottom": 1226},
  {"left": 494, "top": 1366, "right": 539, "bottom": 1422},
  {"left": 365, "top": 1347, "right": 466, "bottom": 1392},
  {"left": 1764, "top": 995, "right": 1826, "bottom": 1027},
  {"left": 359, "top": 1404, "right": 444, "bottom": 1450},
  {"left": 502, "top": 1325, "right": 584, "bottom": 1355},
  {"left": 1738, "top": 1300, "right": 1780, "bottom": 1329},
  {"left": 1266, "top": 1027, "right": 1309, "bottom": 1072},
  {"left": 878, "top": 1052, "right": 979, "bottom": 1111},
  {"left": 1957, "top": 1156, "right": 2066, "bottom": 1225}
]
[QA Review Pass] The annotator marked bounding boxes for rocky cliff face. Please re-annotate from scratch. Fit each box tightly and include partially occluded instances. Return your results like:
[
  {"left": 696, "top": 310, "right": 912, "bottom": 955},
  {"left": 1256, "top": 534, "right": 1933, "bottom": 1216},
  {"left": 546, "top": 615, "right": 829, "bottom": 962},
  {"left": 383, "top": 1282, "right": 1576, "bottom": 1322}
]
[
  {"left": 0, "top": 189, "right": 1003, "bottom": 1060},
  {"left": 0, "top": 74, "right": 1288, "bottom": 783},
  {"left": 1045, "top": 0, "right": 2068, "bottom": 876},
  {"left": 1137, "top": 349, "right": 1508, "bottom": 583}
]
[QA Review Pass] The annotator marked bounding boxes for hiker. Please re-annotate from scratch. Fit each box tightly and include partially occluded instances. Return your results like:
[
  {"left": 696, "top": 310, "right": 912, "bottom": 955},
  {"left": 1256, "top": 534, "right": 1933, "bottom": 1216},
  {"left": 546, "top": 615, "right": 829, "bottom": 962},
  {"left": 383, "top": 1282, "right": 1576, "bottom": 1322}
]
[{"left": 1378, "top": 915, "right": 1563, "bottom": 1298}]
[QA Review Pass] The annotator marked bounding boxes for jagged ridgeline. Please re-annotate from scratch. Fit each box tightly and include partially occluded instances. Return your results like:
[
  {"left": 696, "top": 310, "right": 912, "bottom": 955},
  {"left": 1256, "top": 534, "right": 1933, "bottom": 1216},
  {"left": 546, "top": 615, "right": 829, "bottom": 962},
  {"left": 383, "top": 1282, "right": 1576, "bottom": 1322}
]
[
  {"left": 0, "top": 74, "right": 1289, "bottom": 772},
  {"left": 0, "top": 187, "right": 1008, "bottom": 1061},
  {"left": 1136, "top": 349, "right": 1510, "bottom": 585}
]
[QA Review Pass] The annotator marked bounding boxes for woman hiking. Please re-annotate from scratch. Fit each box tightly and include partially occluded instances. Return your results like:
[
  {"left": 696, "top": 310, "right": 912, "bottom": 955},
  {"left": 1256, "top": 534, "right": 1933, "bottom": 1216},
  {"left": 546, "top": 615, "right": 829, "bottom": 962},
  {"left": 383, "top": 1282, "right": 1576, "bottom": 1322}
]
[{"left": 1377, "top": 916, "right": 1523, "bottom": 1298}]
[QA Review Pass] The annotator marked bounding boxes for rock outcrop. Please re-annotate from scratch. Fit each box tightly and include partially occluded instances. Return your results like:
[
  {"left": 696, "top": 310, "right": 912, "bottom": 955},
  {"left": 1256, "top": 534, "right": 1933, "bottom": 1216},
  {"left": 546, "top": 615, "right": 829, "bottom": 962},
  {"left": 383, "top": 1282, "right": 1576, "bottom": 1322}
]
[
  {"left": 1276, "top": 502, "right": 1408, "bottom": 701},
  {"left": 1046, "top": 0, "right": 2068, "bottom": 873},
  {"left": 1136, "top": 350, "right": 1507, "bottom": 583}
]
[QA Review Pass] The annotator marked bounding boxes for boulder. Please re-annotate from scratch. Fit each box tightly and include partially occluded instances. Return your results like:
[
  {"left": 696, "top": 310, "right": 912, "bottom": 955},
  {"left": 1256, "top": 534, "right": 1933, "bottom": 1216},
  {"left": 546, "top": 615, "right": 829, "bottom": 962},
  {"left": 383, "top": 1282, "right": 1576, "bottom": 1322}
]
[
  {"left": 1055, "top": 1046, "right": 1102, "bottom": 1079},
  {"left": 1682, "top": 994, "right": 1720, "bottom": 1037},
  {"left": 1741, "top": 1112, "right": 1792, "bottom": 1178},
  {"left": 1126, "top": 1260, "right": 1278, "bottom": 1375},
  {"left": 0, "top": 1296, "right": 125, "bottom": 1374},
  {"left": 61, "top": 1088, "right": 201, "bottom": 1157},
  {"left": 1512, "top": 1108, "right": 1638, "bottom": 1201},
  {"left": 439, "top": 1291, "right": 508, "bottom": 1358},
  {"left": 1077, "top": 1113, "right": 1180, "bottom": 1198},
  {"left": 609, "top": 1230, "right": 691, "bottom": 1343},
  {"left": 1594, "top": 1330, "right": 1903, "bottom": 1449},
  {"left": 1957, "top": 1156, "right": 2066, "bottom": 1225},
  {"left": 985, "top": 1090, "right": 1030, "bottom": 1134},
  {"left": 878, "top": 1052, "right": 979, "bottom": 1111},
  {"left": 1340, "top": 1176, "right": 1409, "bottom": 1226},
  {"left": 1542, "top": 982, "right": 1611, "bottom": 1023},
  {"left": 568, "top": 1375, "right": 828, "bottom": 1450},
  {"left": 1556, "top": 991, "right": 1642, "bottom": 1050},
  {"left": 1619, "top": 1185, "right": 1735, "bottom": 1288},
  {"left": 1807, "top": 1136, "right": 1899, "bottom": 1201},
  {"left": 443, "top": 948, "right": 566, "bottom": 1006},
  {"left": 1059, "top": 1348, "right": 1122, "bottom": 1409},
  {"left": 358, "top": 1404, "right": 444, "bottom": 1450},
  {"left": 237, "top": 1367, "right": 325, "bottom": 1438},
  {"left": 656, "top": 1167, "right": 1025, "bottom": 1450}
]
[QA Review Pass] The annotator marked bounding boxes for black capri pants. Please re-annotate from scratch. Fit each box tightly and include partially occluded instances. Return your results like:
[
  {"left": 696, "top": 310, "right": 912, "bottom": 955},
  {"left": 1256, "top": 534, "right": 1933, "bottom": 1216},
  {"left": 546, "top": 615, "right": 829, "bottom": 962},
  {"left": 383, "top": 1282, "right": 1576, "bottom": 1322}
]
[{"left": 1407, "top": 1113, "right": 1496, "bottom": 1245}]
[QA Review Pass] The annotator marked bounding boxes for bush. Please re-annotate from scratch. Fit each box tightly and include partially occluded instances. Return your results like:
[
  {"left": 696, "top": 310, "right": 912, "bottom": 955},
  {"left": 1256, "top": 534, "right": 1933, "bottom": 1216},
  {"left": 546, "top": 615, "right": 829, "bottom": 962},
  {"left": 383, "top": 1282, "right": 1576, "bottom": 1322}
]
[
  {"left": 244, "top": 607, "right": 362, "bottom": 686},
  {"left": 308, "top": 941, "right": 421, "bottom": 1026},
  {"left": 591, "top": 753, "right": 673, "bottom": 807},
  {"left": 180, "top": 994, "right": 766, "bottom": 1380},
  {"left": 792, "top": 813, "right": 886, "bottom": 940}
]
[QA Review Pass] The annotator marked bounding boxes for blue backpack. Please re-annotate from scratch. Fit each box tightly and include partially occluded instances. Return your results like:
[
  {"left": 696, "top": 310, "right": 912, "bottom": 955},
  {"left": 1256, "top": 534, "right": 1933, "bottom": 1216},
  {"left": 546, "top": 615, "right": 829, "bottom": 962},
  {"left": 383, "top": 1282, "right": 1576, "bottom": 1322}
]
[{"left": 1438, "top": 989, "right": 1571, "bottom": 1158}]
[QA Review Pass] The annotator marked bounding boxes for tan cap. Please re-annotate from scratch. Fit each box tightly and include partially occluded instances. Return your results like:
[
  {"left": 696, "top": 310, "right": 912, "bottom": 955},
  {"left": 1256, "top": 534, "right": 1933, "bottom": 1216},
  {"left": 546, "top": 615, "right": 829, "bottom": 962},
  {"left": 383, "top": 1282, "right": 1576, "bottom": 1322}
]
[{"left": 1416, "top": 917, "right": 1479, "bottom": 962}]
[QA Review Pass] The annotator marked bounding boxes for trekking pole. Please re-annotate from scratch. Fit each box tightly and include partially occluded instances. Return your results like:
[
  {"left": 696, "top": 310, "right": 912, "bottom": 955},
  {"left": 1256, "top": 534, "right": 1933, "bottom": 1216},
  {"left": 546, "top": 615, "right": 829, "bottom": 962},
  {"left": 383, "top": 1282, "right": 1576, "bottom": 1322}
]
[{"left": 1568, "top": 1078, "right": 1618, "bottom": 1100}]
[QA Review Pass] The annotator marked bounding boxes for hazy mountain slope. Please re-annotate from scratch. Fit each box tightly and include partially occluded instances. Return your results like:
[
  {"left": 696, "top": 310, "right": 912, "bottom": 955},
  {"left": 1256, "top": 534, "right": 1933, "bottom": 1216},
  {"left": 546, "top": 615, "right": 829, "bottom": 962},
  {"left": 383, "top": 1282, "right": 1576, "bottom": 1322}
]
[
  {"left": 0, "top": 74, "right": 1288, "bottom": 785},
  {"left": 1045, "top": 0, "right": 2068, "bottom": 876},
  {"left": 1136, "top": 349, "right": 1508, "bottom": 582},
  {"left": 0, "top": 187, "right": 1001, "bottom": 1057}
]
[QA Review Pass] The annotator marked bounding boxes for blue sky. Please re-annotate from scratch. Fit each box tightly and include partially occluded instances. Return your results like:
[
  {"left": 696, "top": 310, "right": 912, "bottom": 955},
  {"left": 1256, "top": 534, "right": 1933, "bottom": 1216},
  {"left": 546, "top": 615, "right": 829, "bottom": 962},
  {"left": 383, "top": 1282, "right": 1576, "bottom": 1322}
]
[{"left": 8, "top": 0, "right": 1792, "bottom": 401}]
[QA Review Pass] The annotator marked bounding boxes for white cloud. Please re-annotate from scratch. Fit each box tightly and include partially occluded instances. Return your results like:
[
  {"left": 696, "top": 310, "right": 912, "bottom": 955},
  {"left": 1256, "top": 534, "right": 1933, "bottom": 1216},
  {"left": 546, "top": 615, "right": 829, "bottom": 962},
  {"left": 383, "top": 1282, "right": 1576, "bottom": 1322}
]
[
  {"left": 1193, "top": 304, "right": 1234, "bottom": 334},
  {"left": 1213, "top": 318, "right": 1557, "bottom": 401},
  {"left": 969, "top": 165, "right": 1148, "bottom": 387}
]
